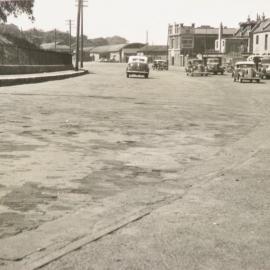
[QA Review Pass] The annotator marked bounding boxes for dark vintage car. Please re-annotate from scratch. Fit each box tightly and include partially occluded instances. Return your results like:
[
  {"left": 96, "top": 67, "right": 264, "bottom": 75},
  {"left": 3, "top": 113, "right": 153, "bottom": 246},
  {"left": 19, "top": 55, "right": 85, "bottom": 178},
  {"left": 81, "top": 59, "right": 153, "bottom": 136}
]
[
  {"left": 126, "top": 56, "right": 149, "bottom": 78},
  {"left": 185, "top": 59, "right": 208, "bottom": 76},
  {"left": 204, "top": 56, "right": 224, "bottom": 75},
  {"left": 152, "top": 60, "right": 168, "bottom": 71},
  {"left": 233, "top": 61, "right": 260, "bottom": 83},
  {"left": 260, "top": 63, "right": 270, "bottom": 79}
]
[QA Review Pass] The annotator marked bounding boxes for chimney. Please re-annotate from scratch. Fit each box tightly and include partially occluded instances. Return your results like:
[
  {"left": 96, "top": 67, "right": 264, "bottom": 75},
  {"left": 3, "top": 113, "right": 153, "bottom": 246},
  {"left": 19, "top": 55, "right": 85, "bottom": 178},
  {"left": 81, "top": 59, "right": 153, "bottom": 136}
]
[
  {"left": 218, "top": 22, "right": 223, "bottom": 53},
  {"left": 191, "top": 23, "right": 195, "bottom": 28}
]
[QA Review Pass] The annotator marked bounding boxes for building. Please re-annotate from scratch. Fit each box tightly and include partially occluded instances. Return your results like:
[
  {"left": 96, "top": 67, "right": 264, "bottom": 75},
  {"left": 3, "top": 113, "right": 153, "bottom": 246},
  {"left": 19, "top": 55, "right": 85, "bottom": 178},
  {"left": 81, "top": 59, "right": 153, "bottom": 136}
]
[
  {"left": 252, "top": 17, "right": 270, "bottom": 56},
  {"left": 168, "top": 23, "right": 236, "bottom": 66},
  {"left": 215, "top": 17, "right": 260, "bottom": 56},
  {"left": 234, "top": 17, "right": 258, "bottom": 53},
  {"left": 137, "top": 45, "right": 168, "bottom": 62},
  {"left": 90, "top": 43, "right": 145, "bottom": 62}
]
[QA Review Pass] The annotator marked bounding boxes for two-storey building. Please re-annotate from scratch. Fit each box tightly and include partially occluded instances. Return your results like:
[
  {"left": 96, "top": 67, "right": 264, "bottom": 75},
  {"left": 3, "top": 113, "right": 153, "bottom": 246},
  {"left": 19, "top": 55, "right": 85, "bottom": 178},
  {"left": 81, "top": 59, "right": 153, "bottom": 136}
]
[
  {"left": 215, "top": 17, "right": 260, "bottom": 56},
  {"left": 252, "top": 18, "right": 270, "bottom": 56},
  {"left": 168, "top": 23, "right": 235, "bottom": 66}
]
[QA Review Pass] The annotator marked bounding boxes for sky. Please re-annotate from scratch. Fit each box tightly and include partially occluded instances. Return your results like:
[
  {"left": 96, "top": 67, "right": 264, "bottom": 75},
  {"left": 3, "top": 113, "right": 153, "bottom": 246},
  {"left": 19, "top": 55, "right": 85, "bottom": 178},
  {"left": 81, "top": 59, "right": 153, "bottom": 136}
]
[{"left": 8, "top": 0, "right": 270, "bottom": 44}]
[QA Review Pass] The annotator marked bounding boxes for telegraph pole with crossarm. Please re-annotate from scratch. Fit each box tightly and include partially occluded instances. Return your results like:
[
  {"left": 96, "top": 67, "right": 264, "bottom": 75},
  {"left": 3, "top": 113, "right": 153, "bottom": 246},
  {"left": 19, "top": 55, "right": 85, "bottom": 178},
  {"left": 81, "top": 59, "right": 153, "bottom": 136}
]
[{"left": 75, "top": 0, "right": 81, "bottom": 71}]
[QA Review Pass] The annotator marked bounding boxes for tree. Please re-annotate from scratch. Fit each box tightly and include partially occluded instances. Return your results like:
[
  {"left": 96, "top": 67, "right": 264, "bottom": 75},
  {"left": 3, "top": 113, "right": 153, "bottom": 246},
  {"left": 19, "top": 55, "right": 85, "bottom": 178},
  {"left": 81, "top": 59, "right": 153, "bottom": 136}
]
[{"left": 0, "top": 0, "right": 34, "bottom": 23}]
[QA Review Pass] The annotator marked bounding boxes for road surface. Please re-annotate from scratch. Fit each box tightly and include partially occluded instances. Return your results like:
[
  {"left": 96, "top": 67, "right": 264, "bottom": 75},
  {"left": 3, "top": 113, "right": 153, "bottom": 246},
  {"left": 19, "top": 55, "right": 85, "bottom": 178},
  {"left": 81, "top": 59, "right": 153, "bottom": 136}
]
[{"left": 0, "top": 63, "right": 269, "bottom": 270}]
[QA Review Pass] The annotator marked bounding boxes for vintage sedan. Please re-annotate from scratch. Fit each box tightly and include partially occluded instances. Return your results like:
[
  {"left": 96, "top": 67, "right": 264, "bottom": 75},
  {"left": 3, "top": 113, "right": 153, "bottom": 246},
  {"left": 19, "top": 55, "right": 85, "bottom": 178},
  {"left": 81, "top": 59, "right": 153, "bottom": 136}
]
[
  {"left": 260, "top": 63, "right": 270, "bottom": 79},
  {"left": 126, "top": 56, "right": 149, "bottom": 78},
  {"left": 233, "top": 61, "right": 260, "bottom": 83},
  {"left": 152, "top": 60, "right": 168, "bottom": 71},
  {"left": 204, "top": 56, "right": 224, "bottom": 75},
  {"left": 185, "top": 59, "right": 208, "bottom": 76}
]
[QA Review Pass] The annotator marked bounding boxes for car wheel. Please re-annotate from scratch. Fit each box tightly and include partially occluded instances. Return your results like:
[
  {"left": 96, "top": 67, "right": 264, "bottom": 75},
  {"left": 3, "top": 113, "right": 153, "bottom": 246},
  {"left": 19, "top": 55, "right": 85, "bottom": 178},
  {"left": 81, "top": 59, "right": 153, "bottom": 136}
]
[
  {"left": 126, "top": 73, "right": 129, "bottom": 78},
  {"left": 240, "top": 79, "right": 243, "bottom": 83},
  {"left": 145, "top": 74, "right": 149, "bottom": 79}
]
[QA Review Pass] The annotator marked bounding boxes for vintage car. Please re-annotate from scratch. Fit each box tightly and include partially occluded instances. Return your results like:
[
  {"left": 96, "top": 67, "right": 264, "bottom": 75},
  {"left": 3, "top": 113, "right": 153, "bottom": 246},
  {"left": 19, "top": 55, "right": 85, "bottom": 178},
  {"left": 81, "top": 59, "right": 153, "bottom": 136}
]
[
  {"left": 126, "top": 56, "right": 149, "bottom": 78},
  {"left": 185, "top": 59, "right": 208, "bottom": 76},
  {"left": 204, "top": 56, "right": 224, "bottom": 75},
  {"left": 152, "top": 60, "right": 168, "bottom": 71},
  {"left": 260, "top": 63, "right": 270, "bottom": 79},
  {"left": 233, "top": 61, "right": 260, "bottom": 83}
]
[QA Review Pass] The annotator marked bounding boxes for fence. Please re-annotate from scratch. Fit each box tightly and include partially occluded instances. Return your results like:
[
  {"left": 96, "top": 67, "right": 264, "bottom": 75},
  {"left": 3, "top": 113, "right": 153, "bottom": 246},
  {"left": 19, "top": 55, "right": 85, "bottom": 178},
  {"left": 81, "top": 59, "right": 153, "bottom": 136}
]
[{"left": 0, "top": 44, "right": 72, "bottom": 66}]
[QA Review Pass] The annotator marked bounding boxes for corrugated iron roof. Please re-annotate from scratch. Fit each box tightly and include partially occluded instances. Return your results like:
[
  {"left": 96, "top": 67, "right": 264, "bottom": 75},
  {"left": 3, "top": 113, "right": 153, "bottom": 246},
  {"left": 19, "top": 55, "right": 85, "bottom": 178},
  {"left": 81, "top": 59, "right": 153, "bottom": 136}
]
[
  {"left": 138, "top": 45, "right": 168, "bottom": 52},
  {"left": 91, "top": 44, "right": 127, "bottom": 53},
  {"left": 91, "top": 43, "right": 145, "bottom": 53}
]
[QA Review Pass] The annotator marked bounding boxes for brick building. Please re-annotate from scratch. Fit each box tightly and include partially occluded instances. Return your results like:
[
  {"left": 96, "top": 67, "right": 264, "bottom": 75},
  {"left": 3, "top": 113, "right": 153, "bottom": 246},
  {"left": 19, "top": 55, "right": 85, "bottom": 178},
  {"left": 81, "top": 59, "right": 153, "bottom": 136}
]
[{"left": 168, "top": 23, "right": 236, "bottom": 66}]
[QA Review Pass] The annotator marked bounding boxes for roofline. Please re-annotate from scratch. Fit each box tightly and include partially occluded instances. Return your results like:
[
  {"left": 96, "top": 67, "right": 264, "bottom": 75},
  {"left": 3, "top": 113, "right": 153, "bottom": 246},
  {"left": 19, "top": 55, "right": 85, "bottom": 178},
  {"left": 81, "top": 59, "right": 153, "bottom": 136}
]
[{"left": 253, "top": 30, "right": 270, "bottom": 34}]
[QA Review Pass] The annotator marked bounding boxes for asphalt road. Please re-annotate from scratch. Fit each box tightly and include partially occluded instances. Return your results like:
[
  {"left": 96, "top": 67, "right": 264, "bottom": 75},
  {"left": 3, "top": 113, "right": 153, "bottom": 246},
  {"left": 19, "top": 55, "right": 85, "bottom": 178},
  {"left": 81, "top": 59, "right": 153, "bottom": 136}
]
[{"left": 0, "top": 63, "right": 269, "bottom": 269}]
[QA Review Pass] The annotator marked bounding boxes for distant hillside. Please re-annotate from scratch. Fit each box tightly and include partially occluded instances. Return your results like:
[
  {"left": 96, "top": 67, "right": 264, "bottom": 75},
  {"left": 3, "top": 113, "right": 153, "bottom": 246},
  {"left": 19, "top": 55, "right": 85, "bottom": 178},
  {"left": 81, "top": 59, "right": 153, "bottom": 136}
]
[
  {"left": 0, "top": 24, "right": 128, "bottom": 48},
  {"left": 0, "top": 23, "right": 38, "bottom": 48}
]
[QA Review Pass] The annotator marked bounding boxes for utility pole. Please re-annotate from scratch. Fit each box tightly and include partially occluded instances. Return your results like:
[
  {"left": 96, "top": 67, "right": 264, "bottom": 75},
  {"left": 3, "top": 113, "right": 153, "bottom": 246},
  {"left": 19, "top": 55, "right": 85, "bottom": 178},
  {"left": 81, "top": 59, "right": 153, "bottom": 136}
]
[
  {"left": 75, "top": 0, "right": 81, "bottom": 71},
  {"left": 80, "top": 4, "right": 84, "bottom": 68},
  {"left": 80, "top": 0, "right": 88, "bottom": 68},
  {"left": 66, "top": 19, "right": 74, "bottom": 54},
  {"left": 54, "top": 29, "right": 57, "bottom": 50}
]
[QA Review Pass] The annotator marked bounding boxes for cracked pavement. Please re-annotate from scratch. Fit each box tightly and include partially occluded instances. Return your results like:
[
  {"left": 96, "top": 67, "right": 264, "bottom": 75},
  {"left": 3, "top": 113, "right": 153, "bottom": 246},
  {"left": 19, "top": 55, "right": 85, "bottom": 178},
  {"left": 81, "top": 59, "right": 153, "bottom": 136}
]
[{"left": 0, "top": 63, "right": 270, "bottom": 269}]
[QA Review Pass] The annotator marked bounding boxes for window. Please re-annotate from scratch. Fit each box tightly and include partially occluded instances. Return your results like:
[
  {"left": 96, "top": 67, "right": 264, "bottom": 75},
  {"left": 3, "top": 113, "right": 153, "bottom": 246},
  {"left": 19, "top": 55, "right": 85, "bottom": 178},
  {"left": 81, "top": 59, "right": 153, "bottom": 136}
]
[
  {"left": 171, "top": 39, "right": 174, "bottom": 49},
  {"left": 181, "top": 38, "right": 193, "bottom": 48},
  {"left": 256, "top": 35, "right": 259, "bottom": 45},
  {"left": 175, "top": 38, "right": 179, "bottom": 48},
  {"left": 265, "top": 34, "right": 268, "bottom": 50}
]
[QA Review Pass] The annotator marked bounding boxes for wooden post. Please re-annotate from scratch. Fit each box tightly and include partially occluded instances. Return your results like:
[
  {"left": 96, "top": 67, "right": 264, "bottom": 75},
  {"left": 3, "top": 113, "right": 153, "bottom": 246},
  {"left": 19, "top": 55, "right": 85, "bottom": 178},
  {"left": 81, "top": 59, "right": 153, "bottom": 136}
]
[{"left": 75, "top": 0, "right": 81, "bottom": 71}]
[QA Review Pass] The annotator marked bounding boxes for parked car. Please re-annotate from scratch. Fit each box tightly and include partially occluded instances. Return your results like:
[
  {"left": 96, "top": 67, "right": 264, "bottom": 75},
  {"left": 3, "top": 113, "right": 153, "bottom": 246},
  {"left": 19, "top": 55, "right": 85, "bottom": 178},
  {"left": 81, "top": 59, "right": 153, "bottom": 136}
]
[
  {"left": 204, "top": 56, "right": 224, "bottom": 75},
  {"left": 233, "top": 61, "right": 260, "bottom": 83},
  {"left": 126, "top": 56, "right": 149, "bottom": 78},
  {"left": 224, "top": 63, "right": 234, "bottom": 73},
  {"left": 152, "top": 60, "right": 168, "bottom": 71},
  {"left": 185, "top": 59, "right": 208, "bottom": 76},
  {"left": 260, "top": 63, "right": 270, "bottom": 79}
]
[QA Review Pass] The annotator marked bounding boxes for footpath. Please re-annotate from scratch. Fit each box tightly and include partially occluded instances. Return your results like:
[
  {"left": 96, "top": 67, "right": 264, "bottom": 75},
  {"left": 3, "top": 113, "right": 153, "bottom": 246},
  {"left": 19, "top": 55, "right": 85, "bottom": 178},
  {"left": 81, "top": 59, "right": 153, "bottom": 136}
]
[{"left": 0, "top": 69, "right": 88, "bottom": 87}]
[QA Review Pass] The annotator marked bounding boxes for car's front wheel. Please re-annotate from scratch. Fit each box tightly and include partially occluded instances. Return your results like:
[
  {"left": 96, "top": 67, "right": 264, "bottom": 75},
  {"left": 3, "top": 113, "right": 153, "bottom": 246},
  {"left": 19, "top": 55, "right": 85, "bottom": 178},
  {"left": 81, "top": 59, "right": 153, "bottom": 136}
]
[{"left": 126, "top": 73, "right": 129, "bottom": 78}]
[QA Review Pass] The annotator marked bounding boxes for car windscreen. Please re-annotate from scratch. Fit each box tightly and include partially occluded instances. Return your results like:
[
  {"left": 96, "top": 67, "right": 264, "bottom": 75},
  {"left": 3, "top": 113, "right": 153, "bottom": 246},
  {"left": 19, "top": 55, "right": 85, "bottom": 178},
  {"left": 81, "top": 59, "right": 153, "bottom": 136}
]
[
  {"left": 193, "top": 60, "right": 202, "bottom": 65},
  {"left": 237, "top": 64, "right": 255, "bottom": 68},
  {"left": 207, "top": 59, "right": 219, "bottom": 64},
  {"left": 129, "top": 58, "right": 147, "bottom": 63}
]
